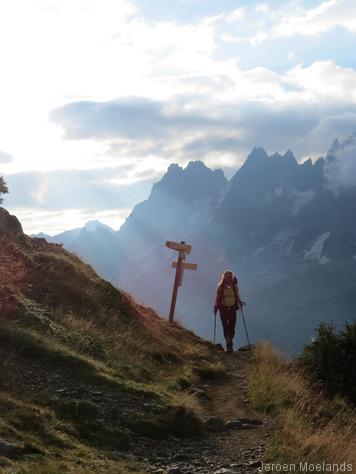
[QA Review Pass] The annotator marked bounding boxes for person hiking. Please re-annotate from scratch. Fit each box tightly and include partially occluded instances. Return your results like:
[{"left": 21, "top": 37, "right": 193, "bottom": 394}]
[{"left": 214, "top": 270, "right": 244, "bottom": 353}]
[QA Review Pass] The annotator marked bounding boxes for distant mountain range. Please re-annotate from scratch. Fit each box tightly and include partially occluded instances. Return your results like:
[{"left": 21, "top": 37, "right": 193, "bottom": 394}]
[
  {"left": 36, "top": 220, "right": 119, "bottom": 282},
  {"left": 34, "top": 134, "right": 356, "bottom": 352}
]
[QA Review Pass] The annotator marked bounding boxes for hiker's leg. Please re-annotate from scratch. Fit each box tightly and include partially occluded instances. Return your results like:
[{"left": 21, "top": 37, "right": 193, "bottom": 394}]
[
  {"left": 219, "top": 309, "right": 229, "bottom": 350},
  {"left": 230, "top": 310, "right": 237, "bottom": 339},
  {"left": 226, "top": 309, "right": 236, "bottom": 352},
  {"left": 227, "top": 309, "right": 237, "bottom": 351}
]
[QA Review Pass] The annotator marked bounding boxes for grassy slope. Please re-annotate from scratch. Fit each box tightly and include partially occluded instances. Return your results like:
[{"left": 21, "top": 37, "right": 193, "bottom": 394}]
[
  {"left": 249, "top": 342, "right": 356, "bottom": 469},
  {"left": 0, "top": 208, "right": 223, "bottom": 473}
]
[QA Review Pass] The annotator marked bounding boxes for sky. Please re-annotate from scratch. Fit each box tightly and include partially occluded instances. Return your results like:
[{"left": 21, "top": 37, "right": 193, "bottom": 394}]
[{"left": 1, "top": 0, "right": 356, "bottom": 234}]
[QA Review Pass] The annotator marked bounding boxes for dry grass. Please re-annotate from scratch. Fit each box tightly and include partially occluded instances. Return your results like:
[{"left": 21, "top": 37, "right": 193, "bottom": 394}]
[
  {"left": 249, "top": 341, "right": 356, "bottom": 467},
  {"left": 0, "top": 453, "right": 146, "bottom": 474},
  {"left": 249, "top": 341, "right": 307, "bottom": 413}
]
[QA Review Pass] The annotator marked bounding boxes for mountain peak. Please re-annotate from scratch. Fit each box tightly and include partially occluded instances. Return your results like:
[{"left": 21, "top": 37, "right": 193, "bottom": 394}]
[
  {"left": 283, "top": 149, "right": 296, "bottom": 162},
  {"left": 328, "top": 138, "right": 340, "bottom": 155},
  {"left": 242, "top": 147, "right": 297, "bottom": 173},
  {"left": 84, "top": 220, "right": 114, "bottom": 233},
  {"left": 327, "top": 132, "right": 356, "bottom": 156},
  {"left": 150, "top": 160, "right": 227, "bottom": 203},
  {"left": 185, "top": 160, "right": 207, "bottom": 171},
  {"left": 246, "top": 147, "right": 268, "bottom": 163},
  {"left": 166, "top": 163, "right": 183, "bottom": 175},
  {"left": 302, "top": 158, "right": 313, "bottom": 167}
]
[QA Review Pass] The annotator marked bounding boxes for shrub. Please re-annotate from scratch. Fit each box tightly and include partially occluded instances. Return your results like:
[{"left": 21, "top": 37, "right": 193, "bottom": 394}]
[
  {"left": 300, "top": 322, "right": 356, "bottom": 404},
  {"left": 0, "top": 176, "right": 8, "bottom": 204}
]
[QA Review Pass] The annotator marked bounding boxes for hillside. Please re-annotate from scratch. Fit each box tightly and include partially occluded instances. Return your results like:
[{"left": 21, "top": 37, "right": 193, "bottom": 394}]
[{"left": 0, "top": 208, "right": 270, "bottom": 473}]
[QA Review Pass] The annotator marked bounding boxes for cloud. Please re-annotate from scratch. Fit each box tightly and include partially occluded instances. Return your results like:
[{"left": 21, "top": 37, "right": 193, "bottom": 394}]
[
  {"left": 225, "top": 7, "right": 246, "bottom": 22},
  {"left": 2, "top": 0, "right": 356, "bottom": 180},
  {"left": 0, "top": 150, "right": 14, "bottom": 163},
  {"left": 4, "top": 166, "right": 157, "bottom": 211},
  {"left": 251, "top": 0, "right": 356, "bottom": 44},
  {"left": 10, "top": 207, "right": 131, "bottom": 235},
  {"left": 49, "top": 59, "right": 356, "bottom": 167},
  {"left": 255, "top": 3, "right": 270, "bottom": 14},
  {"left": 184, "top": 136, "right": 241, "bottom": 154},
  {"left": 50, "top": 97, "right": 215, "bottom": 141},
  {"left": 4, "top": 159, "right": 173, "bottom": 234},
  {"left": 284, "top": 60, "right": 356, "bottom": 102}
]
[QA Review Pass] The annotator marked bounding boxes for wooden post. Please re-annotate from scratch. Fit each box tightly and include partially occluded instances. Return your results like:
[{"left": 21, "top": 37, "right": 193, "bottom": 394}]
[
  {"left": 165, "top": 240, "right": 197, "bottom": 324},
  {"left": 168, "top": 249, "right": 184, "bottom": 323}
]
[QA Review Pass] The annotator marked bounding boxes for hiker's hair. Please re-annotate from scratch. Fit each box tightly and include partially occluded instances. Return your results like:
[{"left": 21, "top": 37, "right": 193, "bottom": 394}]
[{"left": 218, "top": 270, "right": 235, "bottom": 287}]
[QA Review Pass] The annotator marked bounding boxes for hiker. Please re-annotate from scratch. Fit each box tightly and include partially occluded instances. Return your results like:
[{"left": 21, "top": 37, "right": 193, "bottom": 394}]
[{"left": 214, "top": 270, "right": 244, "bottom": 353}]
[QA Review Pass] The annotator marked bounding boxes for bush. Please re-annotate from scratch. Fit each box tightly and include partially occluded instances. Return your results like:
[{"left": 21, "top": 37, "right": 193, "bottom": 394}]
[
  {"left": 300, "top": 322, "right": 356, "bottom": 404},
  {"left": 0, "top": 176, "right": 8, "bottom": 204}
]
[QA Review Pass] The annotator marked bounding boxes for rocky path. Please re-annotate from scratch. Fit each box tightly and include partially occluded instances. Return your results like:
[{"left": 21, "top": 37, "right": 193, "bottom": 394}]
[
  {"left": 132, "top": 349, "right": 272, "bottom": 474},
  {"left": 2, "top": 345, "right": 271, "bottom": 473}
]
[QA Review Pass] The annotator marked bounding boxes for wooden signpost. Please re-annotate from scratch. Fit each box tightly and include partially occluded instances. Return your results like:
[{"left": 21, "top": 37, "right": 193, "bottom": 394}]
[{"left": 165, "top": 240, "right": 197, "bottom": 323}]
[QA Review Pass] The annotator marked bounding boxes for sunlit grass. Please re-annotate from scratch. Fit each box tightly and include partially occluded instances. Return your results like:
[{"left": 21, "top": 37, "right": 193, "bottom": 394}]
[{"left": 249, "top": 342, "right": 356, "bottom": 467}]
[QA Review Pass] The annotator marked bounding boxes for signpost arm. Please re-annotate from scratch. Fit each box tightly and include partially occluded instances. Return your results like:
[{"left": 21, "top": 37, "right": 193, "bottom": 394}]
[{"left": 168, "top": 251, "right": 183, "bottom": 323}]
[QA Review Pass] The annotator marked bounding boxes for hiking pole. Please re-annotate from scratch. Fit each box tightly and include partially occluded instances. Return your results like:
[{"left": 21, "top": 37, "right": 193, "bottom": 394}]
[
  {"left": 213, "top": 311, "right": 217, "bottom": 345},
  {"left": 240, "top": 306, "right": 251, "bottom": 346}
]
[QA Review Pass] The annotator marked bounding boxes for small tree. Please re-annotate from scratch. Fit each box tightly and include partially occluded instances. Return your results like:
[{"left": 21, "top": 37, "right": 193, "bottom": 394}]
[{"left": 0, "top": 176, "right": 8, "bottom": 204}]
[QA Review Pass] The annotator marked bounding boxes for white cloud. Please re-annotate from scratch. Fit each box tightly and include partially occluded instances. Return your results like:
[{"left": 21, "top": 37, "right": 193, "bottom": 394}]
[
  {"left": 11, "top": 207, "right": 131, "bottom": 235},
  {"left": 0, "top": 0, "right": 218, "bottom": 175},
  {"left": 31, "top": 175, "right": 47, "bottom": 205},
  {"left": 284, "top": 61, "right": 356, "bottom": 103},
  {"left": 251, "top": 0, "right": 356, "bottom": 44},
  {"left": 220, "top": 33, "right": 245, "bottom": 44},
  {"left": 226, "top": 7, "right": 246, "bottom": 22},
  {"left": 0, "top": 150, "right": 14, "bottom": 163},
  {"left": 255, "top": 3, "right": 270, "bottom": 14},
  {"left": 48, "top": 57, "right": 356, "bottom": 173},
  {"left": 278, "top": 0, "right": 356, "bottom": 36}
]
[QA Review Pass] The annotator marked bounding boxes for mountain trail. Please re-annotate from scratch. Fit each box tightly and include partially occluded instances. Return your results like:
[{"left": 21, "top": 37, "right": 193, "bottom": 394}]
[
  {"left": 0, "top": 338, "right": 272, "bottom": 474},
  {"left": 132, "top": 349, "right": 272, "bottom": 474}
]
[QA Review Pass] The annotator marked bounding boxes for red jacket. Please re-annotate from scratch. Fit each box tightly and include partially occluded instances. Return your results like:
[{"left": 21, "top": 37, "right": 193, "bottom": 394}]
[{"left": 215, "top": 276, "right": 241, "bottom": 311}]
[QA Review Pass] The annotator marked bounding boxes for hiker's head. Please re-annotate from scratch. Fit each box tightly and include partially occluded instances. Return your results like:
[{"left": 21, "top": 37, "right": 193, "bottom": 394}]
[{"left": 222, "top": 270, "right": 233, "bottom": 283}]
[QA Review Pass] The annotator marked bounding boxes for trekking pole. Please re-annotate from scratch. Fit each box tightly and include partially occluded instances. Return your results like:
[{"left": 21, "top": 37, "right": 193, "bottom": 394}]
[
  {"left": 241, "top": 306, "right": 251, "bottom": 346},
  {"left": 213, "top": 311, "right": 217, "bottom": 345}
]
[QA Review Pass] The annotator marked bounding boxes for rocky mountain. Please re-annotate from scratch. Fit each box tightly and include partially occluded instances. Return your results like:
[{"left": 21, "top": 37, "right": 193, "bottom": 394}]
[{"left": 37, "top": 139, "right": 356, "bottom": 352}]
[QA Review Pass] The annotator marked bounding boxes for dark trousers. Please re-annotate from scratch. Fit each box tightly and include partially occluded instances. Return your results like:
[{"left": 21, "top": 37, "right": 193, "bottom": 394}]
[{"left": 219, "top": 307, "right": 237, "bottom": 340}]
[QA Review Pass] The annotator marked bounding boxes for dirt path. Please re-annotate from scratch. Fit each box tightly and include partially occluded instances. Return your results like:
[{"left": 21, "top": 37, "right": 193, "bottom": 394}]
[
  {"left": 3, "top": 345, "right": 271, "bottom": 473},
  {"left": 132, "top": 349, "right": 273, "bottom": 473},
  {"left": 199, "top": 350, "right": 272, "bottom": 471}
]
